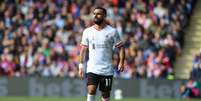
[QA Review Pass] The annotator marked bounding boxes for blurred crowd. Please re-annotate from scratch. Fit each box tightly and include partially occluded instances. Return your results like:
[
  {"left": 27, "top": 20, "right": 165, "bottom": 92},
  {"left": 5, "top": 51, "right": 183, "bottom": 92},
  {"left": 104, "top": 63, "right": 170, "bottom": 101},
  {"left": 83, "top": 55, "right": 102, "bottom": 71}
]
[
  {"left": 191, "top": 49, "right": 201, "bottom": 79},
  {"left": 0, "top": 0, "right": 196, "bottom": 78},
  {"left": 179, "top": 79, "right": 201, "bottom": 99}
]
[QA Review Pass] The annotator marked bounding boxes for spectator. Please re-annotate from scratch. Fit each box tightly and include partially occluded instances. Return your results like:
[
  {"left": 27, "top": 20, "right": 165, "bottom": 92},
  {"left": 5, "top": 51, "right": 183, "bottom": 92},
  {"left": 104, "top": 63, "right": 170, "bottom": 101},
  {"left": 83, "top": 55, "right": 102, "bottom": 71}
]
[
  {"left": 191, "top": 49, "right": 201, "bottom": 79},
  {"left": 179, "top": 79, "right": 200, "bottom": 99}
]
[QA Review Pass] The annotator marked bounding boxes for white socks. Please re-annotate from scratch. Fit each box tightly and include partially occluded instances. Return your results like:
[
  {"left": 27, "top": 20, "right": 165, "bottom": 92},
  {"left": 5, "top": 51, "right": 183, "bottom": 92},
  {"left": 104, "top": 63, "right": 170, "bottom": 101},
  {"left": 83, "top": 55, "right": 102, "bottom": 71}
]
[
  {"left": 87, "top": 94, "right": 96, "bottom": 101},
  {"left": 87, "top": 94, "right": 110, "bottom": 101}
]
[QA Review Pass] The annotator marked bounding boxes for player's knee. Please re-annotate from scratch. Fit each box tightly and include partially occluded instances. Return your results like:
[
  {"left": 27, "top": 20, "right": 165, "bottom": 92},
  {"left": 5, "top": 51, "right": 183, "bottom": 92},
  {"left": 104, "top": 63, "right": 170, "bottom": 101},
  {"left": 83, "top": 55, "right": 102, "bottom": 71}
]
[
  {"left": 101, "top": 91, "right": 110, "bottom": 98},
  {"left": 87, "top": 86, "right": 97, "bottom": 95},
  {"left": 88, "top": 89, "right": 96, "bottom": 95}
]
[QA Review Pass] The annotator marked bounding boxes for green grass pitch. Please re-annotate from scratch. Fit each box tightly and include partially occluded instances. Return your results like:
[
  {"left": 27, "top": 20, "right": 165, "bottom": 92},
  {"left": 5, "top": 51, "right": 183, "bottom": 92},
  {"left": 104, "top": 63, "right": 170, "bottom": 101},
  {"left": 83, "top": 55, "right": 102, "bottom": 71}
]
[{"left": 0, "top": 97, "right": 200, "bottom": 101}]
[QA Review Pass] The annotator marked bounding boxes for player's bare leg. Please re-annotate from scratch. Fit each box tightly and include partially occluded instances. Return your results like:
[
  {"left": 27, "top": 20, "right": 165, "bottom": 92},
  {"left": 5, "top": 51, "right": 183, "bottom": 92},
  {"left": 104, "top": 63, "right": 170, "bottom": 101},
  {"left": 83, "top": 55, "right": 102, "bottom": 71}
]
[
  {"left": 87, "top": 85, "right": 97, "bottom": 101},
  {"left": 101, "top": 91, "right": 110, "bottom": 101}
]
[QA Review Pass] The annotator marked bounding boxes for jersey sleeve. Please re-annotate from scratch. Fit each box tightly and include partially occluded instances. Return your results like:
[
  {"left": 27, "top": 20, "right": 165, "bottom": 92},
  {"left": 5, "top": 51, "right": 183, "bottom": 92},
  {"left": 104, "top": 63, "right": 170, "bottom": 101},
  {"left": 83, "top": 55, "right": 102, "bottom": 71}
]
[
  {"left": 81, "top": 30, "right": 89, "bottom": 47},
  {"left": 113, "top": 30, "right": 124, "bottom": 48}
]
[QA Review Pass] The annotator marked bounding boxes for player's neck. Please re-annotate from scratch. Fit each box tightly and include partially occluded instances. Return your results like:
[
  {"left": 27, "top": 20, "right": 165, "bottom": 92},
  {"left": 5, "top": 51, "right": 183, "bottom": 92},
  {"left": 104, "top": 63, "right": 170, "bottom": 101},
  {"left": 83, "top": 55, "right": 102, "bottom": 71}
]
[{"left": 94, "top": 22, "right": 107, "bottom": 31}]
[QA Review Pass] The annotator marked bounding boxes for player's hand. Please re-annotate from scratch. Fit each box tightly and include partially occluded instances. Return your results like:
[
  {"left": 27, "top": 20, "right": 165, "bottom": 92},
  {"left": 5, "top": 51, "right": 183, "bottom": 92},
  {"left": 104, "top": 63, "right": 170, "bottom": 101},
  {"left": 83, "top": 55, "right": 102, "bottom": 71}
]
[
  {"left": 78, "top": 68, "right": 84, "bottom": 80},
  {"left": 118, "top": 62, "right": 124, "bottom": 72}
]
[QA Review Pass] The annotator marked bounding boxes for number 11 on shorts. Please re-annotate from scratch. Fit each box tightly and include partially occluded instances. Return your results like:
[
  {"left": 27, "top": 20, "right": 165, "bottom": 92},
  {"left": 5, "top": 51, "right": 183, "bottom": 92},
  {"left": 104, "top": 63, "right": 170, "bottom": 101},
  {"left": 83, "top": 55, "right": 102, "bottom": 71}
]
[{"left": 105, "top": 78, "right": 111, "bottom": 87}]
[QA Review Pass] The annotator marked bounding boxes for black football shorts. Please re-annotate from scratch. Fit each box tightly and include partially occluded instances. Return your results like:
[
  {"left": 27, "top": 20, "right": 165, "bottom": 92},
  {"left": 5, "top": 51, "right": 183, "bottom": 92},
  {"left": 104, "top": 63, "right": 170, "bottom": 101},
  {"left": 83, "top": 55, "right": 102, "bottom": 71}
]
[{"left": 86, "top": 72, "right": 113, "bottom": 92}]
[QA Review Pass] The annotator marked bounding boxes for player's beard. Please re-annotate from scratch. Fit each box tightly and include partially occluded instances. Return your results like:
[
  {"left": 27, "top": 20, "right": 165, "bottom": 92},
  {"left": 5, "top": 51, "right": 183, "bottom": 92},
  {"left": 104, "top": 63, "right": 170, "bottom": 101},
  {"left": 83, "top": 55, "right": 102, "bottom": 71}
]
[{"left": 94, "top": 18, "right": 104, "bottom": 25}]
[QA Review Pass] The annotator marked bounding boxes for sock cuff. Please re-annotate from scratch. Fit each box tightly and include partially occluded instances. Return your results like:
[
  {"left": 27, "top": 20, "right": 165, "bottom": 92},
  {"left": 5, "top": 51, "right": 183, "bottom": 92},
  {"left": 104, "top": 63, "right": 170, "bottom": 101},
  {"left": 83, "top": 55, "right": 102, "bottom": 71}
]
[
  {"left": 102, "top": 97, "right": 109, "bottom": 101},
  {"left": 88, "top": 94, "right": 95, "bottom": 96},
  {"left": 87, "top": 94, "right": 96, "bottom": 101}
]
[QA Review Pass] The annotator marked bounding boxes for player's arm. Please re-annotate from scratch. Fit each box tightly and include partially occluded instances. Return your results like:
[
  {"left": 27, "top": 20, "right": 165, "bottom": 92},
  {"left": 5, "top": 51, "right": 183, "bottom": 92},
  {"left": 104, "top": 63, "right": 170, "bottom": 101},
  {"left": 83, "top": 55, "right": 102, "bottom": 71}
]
[
  {"left": 79, "top": 45, "right": 87, "bottom": 65},
  {"left": 113, "top": 29, "right": 125, "bottom": 72},
  {"left": 79, "top": 45, "right": 88, "bottom": 80},
  {"left": 79, "top": 29, "right": 88, "bottom": 79},
  {"left": 118, "top": 46, "right": 125, "bottom": 72}
]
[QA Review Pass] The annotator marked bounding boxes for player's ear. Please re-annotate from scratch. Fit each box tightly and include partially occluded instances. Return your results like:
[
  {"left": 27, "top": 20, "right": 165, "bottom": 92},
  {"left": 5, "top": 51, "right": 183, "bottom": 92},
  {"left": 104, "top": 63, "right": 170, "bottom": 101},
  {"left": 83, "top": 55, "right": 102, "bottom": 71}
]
[
  {"left": 105, "top": 19, "right": 111, "bottom": 25},
  {"left": 104, "top": 13, "right": 106, "bottom": 17}
]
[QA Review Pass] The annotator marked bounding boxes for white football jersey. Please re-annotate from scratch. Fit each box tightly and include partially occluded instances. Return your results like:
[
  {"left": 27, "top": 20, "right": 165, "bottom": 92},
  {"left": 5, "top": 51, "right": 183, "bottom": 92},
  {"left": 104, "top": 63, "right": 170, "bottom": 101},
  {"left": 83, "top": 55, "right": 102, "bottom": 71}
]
[{"left": 81, "top": 25, "right": 123, "bottom": 76}]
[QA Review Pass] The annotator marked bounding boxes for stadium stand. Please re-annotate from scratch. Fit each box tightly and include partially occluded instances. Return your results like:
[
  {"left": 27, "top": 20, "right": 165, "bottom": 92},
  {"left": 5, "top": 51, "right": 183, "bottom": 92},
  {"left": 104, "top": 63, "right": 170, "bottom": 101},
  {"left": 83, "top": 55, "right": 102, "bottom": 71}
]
[
  {"left": 174, "top": 0, "right": 201, "bottom": 79},
  {"left": 0, "top": 0, "right": 196, "bottom": 79}
]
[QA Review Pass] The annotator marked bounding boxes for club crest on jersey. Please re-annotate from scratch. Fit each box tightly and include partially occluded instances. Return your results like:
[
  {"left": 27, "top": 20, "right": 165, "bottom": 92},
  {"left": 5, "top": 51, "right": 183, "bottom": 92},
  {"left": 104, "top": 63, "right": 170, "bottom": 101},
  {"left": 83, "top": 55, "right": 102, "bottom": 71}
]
[{"left": 106, "top": 35, "right": 109, "bottom": 38}]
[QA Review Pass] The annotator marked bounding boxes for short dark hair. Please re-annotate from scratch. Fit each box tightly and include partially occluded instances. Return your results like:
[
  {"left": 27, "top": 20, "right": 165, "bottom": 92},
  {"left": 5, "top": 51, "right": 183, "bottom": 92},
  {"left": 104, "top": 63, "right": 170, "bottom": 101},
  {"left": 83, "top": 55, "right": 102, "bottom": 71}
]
[{"left": 94, "top": 6, "right": 107, "bottom": 15}]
